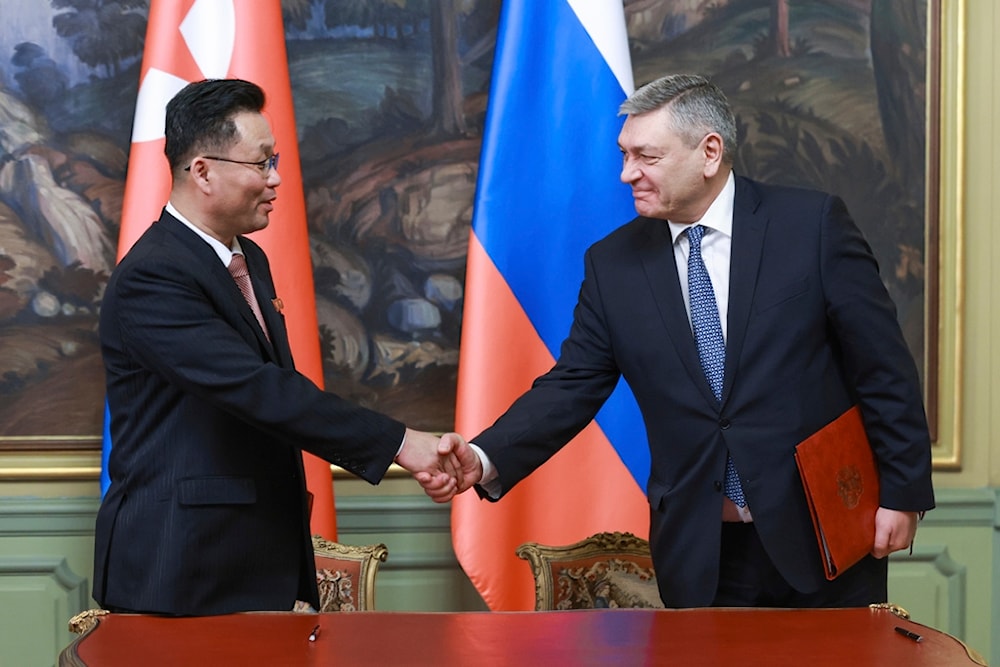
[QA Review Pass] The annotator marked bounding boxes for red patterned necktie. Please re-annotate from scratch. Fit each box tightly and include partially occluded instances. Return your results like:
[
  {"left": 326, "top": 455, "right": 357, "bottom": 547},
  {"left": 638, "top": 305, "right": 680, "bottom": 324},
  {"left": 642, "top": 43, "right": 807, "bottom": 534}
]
[{"left": 228, "top": 253, "right": 270, "bottom": 343}]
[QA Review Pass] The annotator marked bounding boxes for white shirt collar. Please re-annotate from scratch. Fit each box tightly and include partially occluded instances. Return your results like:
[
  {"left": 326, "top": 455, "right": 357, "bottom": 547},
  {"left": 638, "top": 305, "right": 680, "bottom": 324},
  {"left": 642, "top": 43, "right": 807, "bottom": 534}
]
[
  {"left": 165, "top": 201, "right": 243, "bottom": 264},
  {"left": 667, "top": 171, "right": 735, "bottom": 244}
]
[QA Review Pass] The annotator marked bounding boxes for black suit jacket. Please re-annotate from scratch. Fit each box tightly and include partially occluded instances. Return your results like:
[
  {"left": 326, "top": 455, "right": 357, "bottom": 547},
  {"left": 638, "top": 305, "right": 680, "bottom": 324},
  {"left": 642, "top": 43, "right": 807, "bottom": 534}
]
[
  {"left": 473, "top": 175, "right": 935, "bottom": 607},
  {"left": 94, "top": 211, "right": 404, "bottom": 615}
]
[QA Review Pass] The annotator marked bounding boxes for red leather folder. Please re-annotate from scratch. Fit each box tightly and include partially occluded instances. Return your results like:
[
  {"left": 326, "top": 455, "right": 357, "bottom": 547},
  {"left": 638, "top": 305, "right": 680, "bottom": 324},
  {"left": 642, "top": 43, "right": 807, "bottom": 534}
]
[{"left": 794, "top": 405, "right": 879, "bottom": 580}]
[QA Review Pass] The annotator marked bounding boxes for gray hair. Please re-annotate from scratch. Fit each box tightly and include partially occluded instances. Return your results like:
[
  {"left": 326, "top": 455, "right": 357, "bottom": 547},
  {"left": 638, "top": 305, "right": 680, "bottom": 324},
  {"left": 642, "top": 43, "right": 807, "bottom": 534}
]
[{"left": 619, "top": 74, "right": 737, "bottom": 164}]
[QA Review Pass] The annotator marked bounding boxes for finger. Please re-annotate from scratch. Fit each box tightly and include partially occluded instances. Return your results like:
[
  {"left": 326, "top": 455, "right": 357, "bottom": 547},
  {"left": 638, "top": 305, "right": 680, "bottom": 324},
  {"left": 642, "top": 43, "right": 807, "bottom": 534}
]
[
  {"left": 426, "top": 477, "right": 455, "bottom": 496},
  {"left": 433, "top": 451, "right": 460, "bottom": 488},
  {"left": 427, "top": 489, "right": 455, "bottom": 503},
  {"left": 415, "top": 471, "right": 450, "bottom": 491},
  {"left": 437, "top": 433, "right": 459, "bottom": 455},
  {"left": 458, "top": 451, "right": 483, "bottom": 490},
  {"left": 871, "top": 532, "right": 890, "bottom": 559},
  {"left": 889, "top": 532, "right": 911, "bottom": 554},
  {"left": 444, "top": 452, "right": 464, "bottom": 488},
  {"left": 423, "top": 475, "right": 457, "bottom": 502}
]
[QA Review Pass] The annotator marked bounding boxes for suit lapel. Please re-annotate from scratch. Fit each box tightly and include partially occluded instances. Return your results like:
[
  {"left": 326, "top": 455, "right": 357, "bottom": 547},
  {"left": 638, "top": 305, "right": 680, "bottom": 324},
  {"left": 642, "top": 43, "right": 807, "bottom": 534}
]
[
  {"left": 722, "top": 176, "right": 768, "bottom": 404},
  {"left": 638, "top": 218, "right": 720, "bottom": 407},
  {"left": 159, "top": 214, "right": 285, "bottom": 365},
  {"left": 240, "top": 242, "right": 294, "bottom": 368}
]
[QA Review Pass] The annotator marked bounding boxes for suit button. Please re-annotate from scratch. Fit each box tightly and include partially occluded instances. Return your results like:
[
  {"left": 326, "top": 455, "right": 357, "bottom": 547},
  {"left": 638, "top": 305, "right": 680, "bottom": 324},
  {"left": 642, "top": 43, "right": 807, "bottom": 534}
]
[
  {"left": 714, "top": 481, "right": 722, "bottom": 491},
  {"left": 719, "top": 418, "right": 731, "bottom": 430}
]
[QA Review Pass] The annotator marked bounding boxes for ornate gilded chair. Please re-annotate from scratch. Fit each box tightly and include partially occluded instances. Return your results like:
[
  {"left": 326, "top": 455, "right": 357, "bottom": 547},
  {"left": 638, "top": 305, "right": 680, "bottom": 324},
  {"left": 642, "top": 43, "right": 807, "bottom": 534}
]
[
  {"left": 311, "top": 535, "right": 388, "bottom": 612},
  {"left": 68, "top": 608, "right": 109, "bottom": 634},
  {"left": 515, "top": 531, "right": 664, "bottom": 611},
  {"left": 68, "top": 536, "right": 388, "bottom": 633}
]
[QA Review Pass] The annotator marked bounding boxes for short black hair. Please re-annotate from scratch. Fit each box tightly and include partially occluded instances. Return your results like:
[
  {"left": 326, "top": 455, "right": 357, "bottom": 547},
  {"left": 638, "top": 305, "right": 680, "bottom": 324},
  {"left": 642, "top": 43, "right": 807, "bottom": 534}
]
[{"left": 164, "top": 78, "right": 266, "bottom": 172}]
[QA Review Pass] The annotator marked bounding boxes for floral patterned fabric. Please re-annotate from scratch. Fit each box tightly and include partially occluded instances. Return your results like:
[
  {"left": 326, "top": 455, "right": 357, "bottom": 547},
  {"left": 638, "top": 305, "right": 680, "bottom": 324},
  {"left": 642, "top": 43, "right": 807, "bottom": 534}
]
[
  {"left": 316, "top": 568, "right": 358, "bottom": 612},
  {"left": 554, "top": 558, "right": 663, "bottom": 610}
]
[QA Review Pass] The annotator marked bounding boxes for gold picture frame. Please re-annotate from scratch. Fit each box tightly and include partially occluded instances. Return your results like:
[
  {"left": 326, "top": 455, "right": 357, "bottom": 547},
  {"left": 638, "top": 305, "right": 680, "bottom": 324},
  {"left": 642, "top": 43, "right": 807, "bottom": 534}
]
[{"left": 929, "top": 0, "right": 964, "bottom": 469}]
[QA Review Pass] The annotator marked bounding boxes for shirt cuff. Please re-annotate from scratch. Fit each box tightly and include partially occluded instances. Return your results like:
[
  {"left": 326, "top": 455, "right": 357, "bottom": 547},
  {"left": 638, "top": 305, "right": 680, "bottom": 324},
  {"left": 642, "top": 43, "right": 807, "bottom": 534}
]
[{"left": 468, "top": 442, "right": 501, "bottom": 499}]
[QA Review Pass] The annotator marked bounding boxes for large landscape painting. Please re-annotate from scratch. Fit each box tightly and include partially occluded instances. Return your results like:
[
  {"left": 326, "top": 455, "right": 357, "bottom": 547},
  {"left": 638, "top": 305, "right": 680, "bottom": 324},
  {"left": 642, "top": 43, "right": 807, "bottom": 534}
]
[{"left": 0, "top": 0, "right": 931, "bottom": 448}]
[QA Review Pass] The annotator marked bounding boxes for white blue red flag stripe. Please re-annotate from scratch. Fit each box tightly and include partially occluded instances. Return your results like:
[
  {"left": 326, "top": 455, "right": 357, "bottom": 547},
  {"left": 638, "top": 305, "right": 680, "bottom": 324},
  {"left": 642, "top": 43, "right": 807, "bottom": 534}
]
[{"left": 452, "top": 0, "right": 650, "bottom": 611}]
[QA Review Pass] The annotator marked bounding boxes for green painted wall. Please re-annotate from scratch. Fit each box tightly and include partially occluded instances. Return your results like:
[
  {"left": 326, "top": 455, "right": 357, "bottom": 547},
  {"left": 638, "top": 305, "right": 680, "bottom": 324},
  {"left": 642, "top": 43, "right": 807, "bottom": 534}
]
[{"left": 0, "top": 485, "right": 995, "bottom": 667}]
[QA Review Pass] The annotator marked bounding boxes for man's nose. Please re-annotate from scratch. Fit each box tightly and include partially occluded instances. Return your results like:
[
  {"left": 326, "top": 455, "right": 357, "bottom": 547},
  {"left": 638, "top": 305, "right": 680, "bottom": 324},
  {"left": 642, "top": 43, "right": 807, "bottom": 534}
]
[
  {"left": 267, "top": 166, "right": 282, "bottom": 187},
  {"left": 620, "top": 155, "right": 639, "bottom": 183}
]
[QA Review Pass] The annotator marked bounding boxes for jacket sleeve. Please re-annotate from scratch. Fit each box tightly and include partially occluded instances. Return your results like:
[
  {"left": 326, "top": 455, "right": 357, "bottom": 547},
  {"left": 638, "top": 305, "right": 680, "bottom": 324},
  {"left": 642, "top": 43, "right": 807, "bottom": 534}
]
[{"left": 819, "top": 194, "right": 935, "bottom": 512}]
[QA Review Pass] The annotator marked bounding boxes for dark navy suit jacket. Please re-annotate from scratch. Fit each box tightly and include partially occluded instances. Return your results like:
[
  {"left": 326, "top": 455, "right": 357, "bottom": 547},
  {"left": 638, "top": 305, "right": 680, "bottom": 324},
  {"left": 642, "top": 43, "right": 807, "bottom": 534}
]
[
  {"left": 95, "top": 211, "right": 404, "bottom": 615},
  {"left": 473, "top": 175, "right": 935, "bottom": 607}
]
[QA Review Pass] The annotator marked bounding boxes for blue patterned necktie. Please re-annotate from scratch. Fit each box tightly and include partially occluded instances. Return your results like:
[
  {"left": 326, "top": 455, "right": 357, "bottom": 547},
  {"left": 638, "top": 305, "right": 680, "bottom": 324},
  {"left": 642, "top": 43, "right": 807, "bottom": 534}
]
[{"left": 686, "top": 224, "right": 746, "bottom": 508}]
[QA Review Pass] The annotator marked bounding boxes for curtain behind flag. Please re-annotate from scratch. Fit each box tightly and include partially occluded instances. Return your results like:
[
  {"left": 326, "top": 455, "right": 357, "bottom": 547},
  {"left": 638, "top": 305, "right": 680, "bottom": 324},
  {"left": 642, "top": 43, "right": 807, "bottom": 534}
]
[
  {"left": 452, "top": 0, "right": 651, "bottom": 610},
  {"left": 100, "top": 0, "right": 337, "bottom": 539}
]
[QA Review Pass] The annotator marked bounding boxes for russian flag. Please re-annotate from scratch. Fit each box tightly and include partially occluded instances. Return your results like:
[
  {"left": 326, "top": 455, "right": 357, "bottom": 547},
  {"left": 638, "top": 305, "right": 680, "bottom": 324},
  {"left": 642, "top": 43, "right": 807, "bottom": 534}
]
[
  {"left": 451, "top": 0, "right": 650, "bottom": 611},
  {"left": 100, "top": 0, "right": 338, "bottom": 539}
]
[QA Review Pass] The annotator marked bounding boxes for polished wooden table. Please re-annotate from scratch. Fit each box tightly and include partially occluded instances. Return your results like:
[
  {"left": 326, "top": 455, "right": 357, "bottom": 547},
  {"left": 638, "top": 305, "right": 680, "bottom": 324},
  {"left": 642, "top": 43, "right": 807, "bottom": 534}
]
[{"left": 60, "top": 607, "right": 986, "bottom": 666}]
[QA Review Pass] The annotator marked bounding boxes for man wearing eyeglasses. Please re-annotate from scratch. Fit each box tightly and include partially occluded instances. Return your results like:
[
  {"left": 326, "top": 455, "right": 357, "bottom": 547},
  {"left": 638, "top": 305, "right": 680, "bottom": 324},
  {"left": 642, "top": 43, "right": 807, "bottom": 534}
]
[{"left": 94, "top": 79, "right": 463, "bottom": 616}]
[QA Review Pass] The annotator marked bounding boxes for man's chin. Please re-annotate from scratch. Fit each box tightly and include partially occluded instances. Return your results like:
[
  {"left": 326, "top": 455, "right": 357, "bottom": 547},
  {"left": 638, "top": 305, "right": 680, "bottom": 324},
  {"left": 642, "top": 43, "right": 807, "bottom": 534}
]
[
  {"left": 632, "top": 201, "right": 656, "bottom": 218},
  {"left": 246, "top": 218, "right": 270, "bottom": 235}
]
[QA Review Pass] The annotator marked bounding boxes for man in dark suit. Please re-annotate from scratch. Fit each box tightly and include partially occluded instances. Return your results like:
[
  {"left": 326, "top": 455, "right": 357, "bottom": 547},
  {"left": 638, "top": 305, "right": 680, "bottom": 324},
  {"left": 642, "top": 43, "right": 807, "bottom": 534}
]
[
  {"left": 446, "top": 73, "right": 935, "bottom": 607},
  {"left": 95, "top": 79, "right": 461, "bottom": 616}
]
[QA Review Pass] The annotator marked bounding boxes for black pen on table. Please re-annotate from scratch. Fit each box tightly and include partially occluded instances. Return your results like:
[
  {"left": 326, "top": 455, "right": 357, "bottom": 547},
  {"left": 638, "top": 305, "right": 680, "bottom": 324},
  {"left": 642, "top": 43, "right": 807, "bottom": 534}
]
[
  {"left": 308, "top": 624, "right": 321, "bottom": 642},
  {"left": 895, "top": 626, "right": 923, "bottom": 643}
]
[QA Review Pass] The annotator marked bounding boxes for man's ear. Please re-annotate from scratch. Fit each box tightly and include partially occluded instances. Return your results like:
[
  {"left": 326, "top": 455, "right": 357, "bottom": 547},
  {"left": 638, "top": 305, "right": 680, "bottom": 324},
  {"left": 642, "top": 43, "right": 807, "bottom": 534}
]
[
  {"left": 186, "top": 158, "right": 214, "bottom": 193},
  {"left": 702, "top": 133, "right": 725, "bottom": 178}
]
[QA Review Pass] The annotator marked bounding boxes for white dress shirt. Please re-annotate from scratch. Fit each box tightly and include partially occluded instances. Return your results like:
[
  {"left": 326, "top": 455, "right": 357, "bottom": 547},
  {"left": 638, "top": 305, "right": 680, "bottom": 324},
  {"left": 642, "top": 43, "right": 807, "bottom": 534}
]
[
  {"left": 669, "top": 172, "right": 735, "bottom": 342},
  {"left": 474, "top": 174, "right": 746, "bottom": 511},
  {"left": 166, "top": 201, "right": 244, "bottom": 262}
]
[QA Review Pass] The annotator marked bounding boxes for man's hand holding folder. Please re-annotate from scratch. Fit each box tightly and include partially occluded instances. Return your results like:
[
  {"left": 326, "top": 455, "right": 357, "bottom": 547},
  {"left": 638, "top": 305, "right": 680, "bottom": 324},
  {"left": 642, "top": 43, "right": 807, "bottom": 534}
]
[{"left": 794, "top": 406, "right": 920, "bottom": 580}]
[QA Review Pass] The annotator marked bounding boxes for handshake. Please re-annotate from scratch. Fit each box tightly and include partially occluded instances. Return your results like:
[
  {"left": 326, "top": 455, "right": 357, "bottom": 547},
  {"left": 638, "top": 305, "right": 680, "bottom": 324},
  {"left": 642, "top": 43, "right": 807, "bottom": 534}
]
[{"left": 396, "top": 429, "right": 486, "bottom": 503}]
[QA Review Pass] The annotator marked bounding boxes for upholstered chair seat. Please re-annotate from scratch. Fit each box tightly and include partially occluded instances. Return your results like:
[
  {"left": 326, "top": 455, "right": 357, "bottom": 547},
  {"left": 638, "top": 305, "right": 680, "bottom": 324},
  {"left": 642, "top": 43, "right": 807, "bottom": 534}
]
[{"left": 516, "top": 531, "right": 664, "bottom": 611}]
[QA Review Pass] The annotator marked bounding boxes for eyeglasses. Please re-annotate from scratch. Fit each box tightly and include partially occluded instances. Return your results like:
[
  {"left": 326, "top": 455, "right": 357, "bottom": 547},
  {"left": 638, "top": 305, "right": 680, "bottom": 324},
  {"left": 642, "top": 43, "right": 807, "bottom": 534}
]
[{"left": 185, "top": 153, "right": 280, "bottom": 174}]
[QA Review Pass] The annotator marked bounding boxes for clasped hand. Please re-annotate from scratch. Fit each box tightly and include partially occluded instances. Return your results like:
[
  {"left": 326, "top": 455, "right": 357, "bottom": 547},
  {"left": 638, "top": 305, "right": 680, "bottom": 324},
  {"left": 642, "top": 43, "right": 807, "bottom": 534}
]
[{"left": 396, "top": 429, "right": 482, "bottom": 502}]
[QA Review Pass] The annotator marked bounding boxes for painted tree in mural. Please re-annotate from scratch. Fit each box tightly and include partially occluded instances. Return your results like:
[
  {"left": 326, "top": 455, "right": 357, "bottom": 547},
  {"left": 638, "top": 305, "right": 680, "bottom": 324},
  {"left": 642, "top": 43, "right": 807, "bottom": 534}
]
[
  {"left": 431, "top": 0, "right": 466, "bottom": 136},
  {"left": 431, "top": 0, "right": 500, "bottom": 137},
  {"left": 771, "top": 0, "right": 790, "bottom": 57},
  {"left": 304, "top": 0, "right": 497, "bottom": 139},
  {"left": 51, "top": 0, "right": 148, "bottom": 77},
  {"left": 11, "top": 43, "right": 68, "bottom": 114},
  {"left": 283, "top": 0, "right": 314, "bottom": 30},
  {"left": 870, "top": 0, "right": 926, "bottom": 186},
  {"left": 868, "top": 0, "right": 928, "bottom": 345}
]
